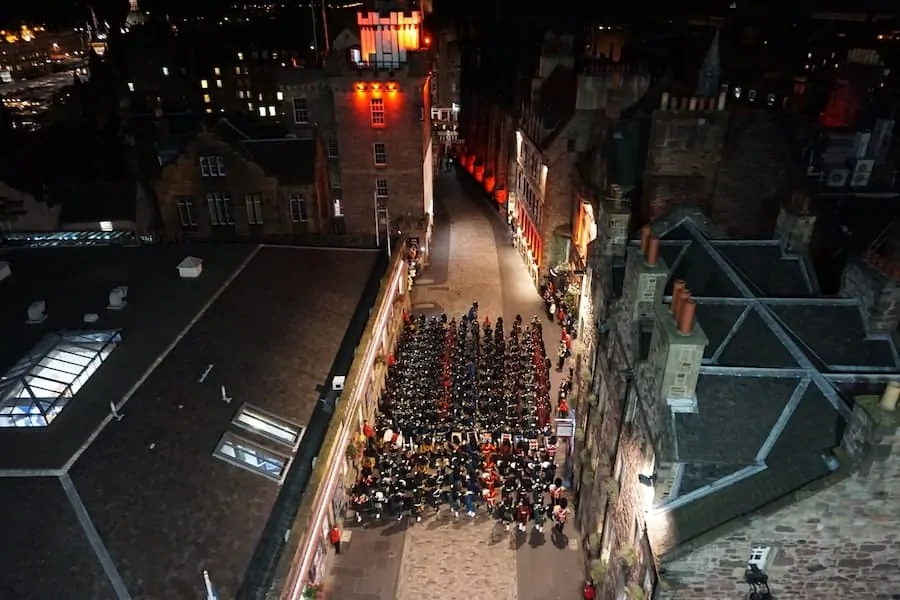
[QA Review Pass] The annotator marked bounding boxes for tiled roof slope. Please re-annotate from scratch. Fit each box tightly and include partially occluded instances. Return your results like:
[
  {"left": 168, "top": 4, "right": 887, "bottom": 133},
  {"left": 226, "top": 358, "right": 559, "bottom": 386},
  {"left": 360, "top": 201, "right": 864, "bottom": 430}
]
[{"left": 646, "top": 214, "right": 900, "bottom": 555}]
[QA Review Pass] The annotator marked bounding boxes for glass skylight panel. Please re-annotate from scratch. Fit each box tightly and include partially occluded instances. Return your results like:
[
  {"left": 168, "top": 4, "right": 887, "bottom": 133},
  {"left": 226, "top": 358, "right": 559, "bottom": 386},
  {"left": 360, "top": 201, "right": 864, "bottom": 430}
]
[
  {"left": 213, "top": 432, "right": 287, "bottom": 481},
  {"left": 232, "top": 404, "right": 303, "bottom": 447},
  {"left": 0, "top": 330, "right": 120, "bottom": 427}
]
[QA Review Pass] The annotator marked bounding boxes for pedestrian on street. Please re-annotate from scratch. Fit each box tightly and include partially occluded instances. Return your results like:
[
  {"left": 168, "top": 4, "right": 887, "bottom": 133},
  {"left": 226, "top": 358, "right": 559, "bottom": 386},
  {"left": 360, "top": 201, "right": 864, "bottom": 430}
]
[
  {"left": 515, "top": 500, "right": 532, "bottom": 532},
  {"left": 557, "top": 340, "right": 567, "bottom": 371},
  {"left": 329, "top": 525, "right": 342, "bottom": 555},
  {"left": 583, "top": 579, "right": 596, "bottom": 600},
  {"left": 532, "top": 502, "right": 547, "bottom": 533},
  {"left": 558, "top": 396, "right": 570, "bottom": 418},
  {"left": 552, "top": 498, "right": 569, "bottom": 533},
  {"left": 550, "top": 477, "right": 564, "bottom": 507}
]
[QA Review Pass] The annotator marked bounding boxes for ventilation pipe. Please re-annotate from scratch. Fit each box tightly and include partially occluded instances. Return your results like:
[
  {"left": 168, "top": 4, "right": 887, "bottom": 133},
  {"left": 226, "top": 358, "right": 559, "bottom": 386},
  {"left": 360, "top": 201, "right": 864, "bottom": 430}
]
[
  {"left": 640, "top": 225, "right": 652, "bottom": 255},
  {"left": 646, "top": 237, "right": 660, "bottom": 266},
  {"left": 678, "top": 295, "right": 696, "bottom": 335},
  {"left": 880, "top": 381, "right": 900, "bottom": 412},
  {"left": 672, "top": 280, "right": 686, "bottom": 317}
]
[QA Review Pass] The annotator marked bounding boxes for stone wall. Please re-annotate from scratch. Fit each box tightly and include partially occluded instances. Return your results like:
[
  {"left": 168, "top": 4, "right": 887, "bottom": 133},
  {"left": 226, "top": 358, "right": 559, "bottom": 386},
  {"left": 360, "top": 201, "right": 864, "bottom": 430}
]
[
  {"left": 153, "top": 130, "right": 325, "bottom": 240},
  {"left": 658, "top": 399, "right": 900, "bottom": 600},
  {"left": 330, "top": 72, "right": 429, "bottom": 234},
  {"left": 710, "top": 110, "right": 794, "bottom": 237},
  {"left": 841, "top": 256, "right": 900, "bottom": 333},
  {"left": 642, "top": 96, "right": 728, "bottom": 221}
]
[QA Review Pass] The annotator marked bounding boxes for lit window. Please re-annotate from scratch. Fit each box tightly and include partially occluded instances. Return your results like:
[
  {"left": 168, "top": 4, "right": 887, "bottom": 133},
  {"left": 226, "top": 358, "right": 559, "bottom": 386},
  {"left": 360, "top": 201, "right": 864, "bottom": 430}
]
[
  {"left": 370, "top": 97, "right": 384, "bottom": 126},
  {"left": 0, "top": 331, "right": 121, "bottom": 428},
  {"left": 177, "top": 197, "right": 195, "bottom": 227},
  {"left": 214, "top": 67, "right": 221, "bottom": 76},
  {"left": 245, "top": 194, "right": 263, "bottom": 225},
  {"left": 162, "top": 66, "right": 169, "bottom": 76},
  {"left": 235, "top": 65, "right": 241, "bottom": 74},
  {"left": 373, "top": 142, "right": 387, "bottom": 166},
  {"left": 237, "top": 52, "right": 244, "bottom": 61},
  {"left": 327, "top": 139, "right": 338, "bottom": 158},
  {"left": 207, "top": 193, "right": 233, "bottom": 226},
  {"left": 289, "top": 193, "right": 308, "bottom": 222},
  {"left": 203, "top": 94, "right": 211, "bottom": 103},
  {"left": 201, "top": 79, "right": 209, "bottom": 89},
  {"left": 258, "top": 106, "right": 266, "bottom": 117},
  {"left": 237, "top": 90, "right": 244, "bottom": 99},
  {"left": 268, "top": 105, "right": 276, "bottom": 116},
  {"left": 127, "top": 82, "right": 134, "bottom": 92},
  {"left": 233, "top": 404, "right": 303, "bottom": 447},
  {"left": 333, "top": 198, "right": 344, "bottom": 217},
  {"left": 376, "top": 178, "right": 388, "bottom": 198},
  {"left": 276, "top": 90, "right": 284, "bottom": 101},
  {"left": 199, "top": 156, "right": 226, "bottom": 177},
  {"left": 216, "top": 79, "right": 223, "bottom": 88},
  {"left": 213, "top": 432, "right": 287, "bottom": 481},
  {"left": 248, "top": 102, "right": 254, "bottom": 111},
  {"left": 99, "top": 221, "right": 113, "bottom": 232},
  {"left": 258, "top": 92, "right": 263, "bottom": 102},
  {"left": 293, "top": 97, "right": 308, "bottom": 123}
]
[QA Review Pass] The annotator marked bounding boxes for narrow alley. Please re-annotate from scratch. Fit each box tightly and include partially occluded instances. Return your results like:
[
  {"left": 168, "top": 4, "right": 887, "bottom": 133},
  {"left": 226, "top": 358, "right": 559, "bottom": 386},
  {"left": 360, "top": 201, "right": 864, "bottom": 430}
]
[{"left": 325, "top": 170, "right": 585, "bottom": 600}]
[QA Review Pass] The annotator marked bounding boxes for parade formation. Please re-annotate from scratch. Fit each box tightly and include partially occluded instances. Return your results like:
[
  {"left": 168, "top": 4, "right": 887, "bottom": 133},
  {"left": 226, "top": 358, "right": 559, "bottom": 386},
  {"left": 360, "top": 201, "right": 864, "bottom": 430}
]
[{"left": 349, "top": 304, "right": 571, "bottom": 533}]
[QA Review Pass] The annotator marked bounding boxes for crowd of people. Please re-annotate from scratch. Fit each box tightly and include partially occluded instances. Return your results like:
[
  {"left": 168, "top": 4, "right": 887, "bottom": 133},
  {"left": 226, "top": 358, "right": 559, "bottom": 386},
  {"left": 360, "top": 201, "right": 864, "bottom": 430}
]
[{"left": 349, "top": 306, "right": 572, "bottom": 533}]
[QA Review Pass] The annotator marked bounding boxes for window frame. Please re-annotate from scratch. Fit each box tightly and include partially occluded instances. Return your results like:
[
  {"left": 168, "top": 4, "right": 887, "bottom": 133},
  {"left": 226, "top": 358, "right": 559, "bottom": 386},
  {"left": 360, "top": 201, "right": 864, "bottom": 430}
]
[
  {"left": 370, "top": 97, "right": 385, "bottom": 127},
  {"left": 232, "top": 403, "right": 304, "bottom": 448},
  {"left": 213, "top": 431, "right": 289, "bottom": 481},
  {"left": 289, "top": 192, "right": 308, "bottom": 223},
  {"left": 200, "top": 156, "right": 226, "bottom": 177},
  {"left": 373, "top": 142, "right": 387, "bottom": 166},
  {"left": 176, "top": 198, "right": 195, "bottom": 227},
  {"left": 327, "top": 139, "right": 339, "bottom": 158},
  {"left": 206, "top": 193, "right": 234, "bottom": 226},
  {"left": 293, "top": 97, "right": 309, "bottom": 124},
  {"left": 245, "top": 194, "right": 263, "bottom": 225},
  {"left": 375, "top": 178, "right": 389, "bottom": 198}
]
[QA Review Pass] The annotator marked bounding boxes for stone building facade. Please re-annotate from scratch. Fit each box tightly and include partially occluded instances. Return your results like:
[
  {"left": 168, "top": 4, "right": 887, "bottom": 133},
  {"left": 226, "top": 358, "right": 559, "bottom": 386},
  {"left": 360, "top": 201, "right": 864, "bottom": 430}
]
[
  {"left": 153, "top": 122, "right": 331, "bottom": 241},
  {"left": 570, "top": 207, "right": 900, "bottom": 600},
  {"left": 710, "top": 110, "right": 797, "bottom": 237},
  {"left": 641, "top": 93, "right": 728, "bottom": 221},
  {"left": 327, "top": 53, "right": 434, "bottom": 244}
]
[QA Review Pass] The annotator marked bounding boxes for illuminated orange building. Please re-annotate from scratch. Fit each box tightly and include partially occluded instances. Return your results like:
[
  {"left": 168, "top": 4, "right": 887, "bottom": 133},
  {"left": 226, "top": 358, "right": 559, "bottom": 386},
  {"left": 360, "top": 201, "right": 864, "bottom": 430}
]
[{"left": 323, "top": 0, "right": 434, "bottom": 254}]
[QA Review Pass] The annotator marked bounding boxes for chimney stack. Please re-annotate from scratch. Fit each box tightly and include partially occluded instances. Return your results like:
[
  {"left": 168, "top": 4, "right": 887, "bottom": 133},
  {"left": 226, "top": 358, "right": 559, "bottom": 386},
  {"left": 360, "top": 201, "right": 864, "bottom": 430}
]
[
  {"left": 647, "top": 237, "right": 660, "bottom": 266},
  {"left": 672, "top": 280, "right": 686, "bottom": 317},
  {"left": 880, "top": 381, "right": 900, "bottom": 412},
  {"left": 640, "top": 225, "right": 652, "bottom": 254},
  {"left": 678, "top": 296, "right": 696, "bottom": 335}
]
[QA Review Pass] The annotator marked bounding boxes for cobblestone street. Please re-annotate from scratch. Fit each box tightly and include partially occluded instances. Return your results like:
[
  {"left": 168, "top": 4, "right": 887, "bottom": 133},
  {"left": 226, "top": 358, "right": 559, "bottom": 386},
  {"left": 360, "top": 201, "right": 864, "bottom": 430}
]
[{"left": 326, "top": 170, "right": 584, "bottom": 600}]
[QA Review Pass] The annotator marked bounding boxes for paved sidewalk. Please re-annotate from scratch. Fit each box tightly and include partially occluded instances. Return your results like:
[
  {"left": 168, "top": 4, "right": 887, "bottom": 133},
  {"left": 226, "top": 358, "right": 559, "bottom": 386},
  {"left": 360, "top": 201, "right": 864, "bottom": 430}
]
[{"left": 323, "top": 521, "right": 408, "bottom": 600}]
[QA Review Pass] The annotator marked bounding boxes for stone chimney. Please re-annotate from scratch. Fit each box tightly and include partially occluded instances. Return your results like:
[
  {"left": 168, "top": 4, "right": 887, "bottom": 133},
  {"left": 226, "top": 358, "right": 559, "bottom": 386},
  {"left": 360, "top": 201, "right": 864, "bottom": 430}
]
[
  {"left": 840, "top": 253, "right": 900, "bottom": 333},
  {"left": 840, "top": 383, "right": 900, "bottom": 481},
  {"left": 775, "top": 190, "right": 816, "bottom": 253},
  {"left": 622, "top": 227, "right": 669, "bottom": 324},
  {"left": 647, "top": 287, "right": 709, "bottom": 413}
]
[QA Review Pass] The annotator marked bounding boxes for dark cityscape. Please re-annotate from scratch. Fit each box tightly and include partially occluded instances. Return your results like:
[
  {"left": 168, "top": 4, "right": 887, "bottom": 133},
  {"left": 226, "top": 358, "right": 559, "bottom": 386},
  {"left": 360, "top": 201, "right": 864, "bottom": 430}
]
[{"left": 0, "top": 0, "right": 898, "bottom": 599}]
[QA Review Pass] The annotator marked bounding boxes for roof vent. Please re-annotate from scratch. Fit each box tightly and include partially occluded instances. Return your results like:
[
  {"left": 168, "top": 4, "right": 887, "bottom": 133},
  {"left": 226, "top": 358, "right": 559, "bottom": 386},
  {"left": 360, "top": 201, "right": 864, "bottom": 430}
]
[
  {"left": 0, "top": 261, "right": 10, "bottom": 282},
  {"left": 27, "top": 300, "right": 47, "bottom": 324},
  {"left": 84, "top": 313, "right": 100, "bottom": 323},
  {"left": 332, "top": 375, "right": 346, "bottom": 391},
  {"left": 107, "top": 286, "right": 128, "bottom": 310},
  {"left": 177, "top": 256, "right": 203, "bottom": 279}
]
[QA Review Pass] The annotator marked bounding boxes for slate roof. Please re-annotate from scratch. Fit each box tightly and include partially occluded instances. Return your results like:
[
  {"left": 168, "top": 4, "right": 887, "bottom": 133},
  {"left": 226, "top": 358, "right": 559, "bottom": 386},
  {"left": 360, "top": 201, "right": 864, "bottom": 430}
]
[
  {"left": 645, "top": 214, "right": 900, "bottom": 555},
  {"left": 241, "top": 139, "right": 317, "bottom": 185},
  {"left": 0, "top": 243, "right": 380, "bottom": 599}
]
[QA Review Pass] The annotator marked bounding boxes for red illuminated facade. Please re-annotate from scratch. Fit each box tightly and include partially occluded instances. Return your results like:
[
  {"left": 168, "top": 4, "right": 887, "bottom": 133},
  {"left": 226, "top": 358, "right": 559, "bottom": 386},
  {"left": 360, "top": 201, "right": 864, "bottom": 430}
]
[{"left": 820, "top": 80, "right": 862, "bottom": 129}]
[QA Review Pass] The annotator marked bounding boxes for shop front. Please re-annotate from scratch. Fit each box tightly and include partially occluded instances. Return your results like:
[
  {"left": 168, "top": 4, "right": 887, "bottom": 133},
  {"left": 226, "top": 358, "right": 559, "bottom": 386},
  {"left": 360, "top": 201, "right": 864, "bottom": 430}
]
[{"left": 513, "top": 201, "right": 542, "bottom": 286}]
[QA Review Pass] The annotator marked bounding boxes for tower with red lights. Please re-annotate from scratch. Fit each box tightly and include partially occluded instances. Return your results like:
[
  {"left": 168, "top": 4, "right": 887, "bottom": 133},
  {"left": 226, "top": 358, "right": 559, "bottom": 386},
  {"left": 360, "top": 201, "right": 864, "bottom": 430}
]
[{"left": 328, "top": 0, "right": 434, "bottom": 256}]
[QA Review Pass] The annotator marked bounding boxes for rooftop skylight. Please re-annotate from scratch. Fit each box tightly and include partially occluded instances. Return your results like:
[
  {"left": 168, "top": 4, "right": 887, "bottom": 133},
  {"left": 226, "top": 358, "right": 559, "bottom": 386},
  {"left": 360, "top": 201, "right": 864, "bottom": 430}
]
[{"left": 0, "top": 330, "right": 121, "bottom": 428}]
